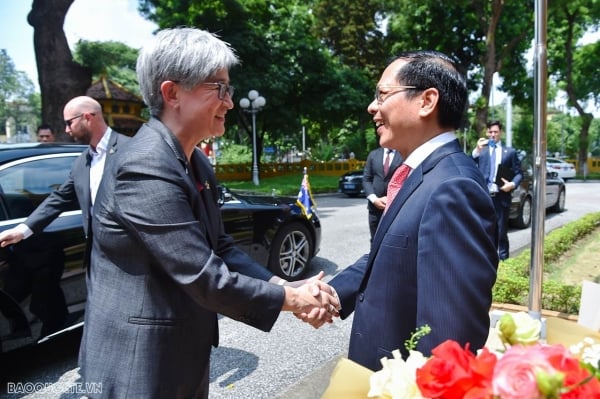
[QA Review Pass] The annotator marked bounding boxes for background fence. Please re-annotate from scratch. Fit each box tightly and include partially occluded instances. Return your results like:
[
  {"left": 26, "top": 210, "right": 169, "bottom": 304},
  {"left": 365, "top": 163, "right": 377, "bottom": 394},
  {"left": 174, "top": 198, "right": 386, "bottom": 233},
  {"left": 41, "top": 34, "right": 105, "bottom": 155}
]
[{"left": 215, "top": 159, "right": 366, "bottom": 181}]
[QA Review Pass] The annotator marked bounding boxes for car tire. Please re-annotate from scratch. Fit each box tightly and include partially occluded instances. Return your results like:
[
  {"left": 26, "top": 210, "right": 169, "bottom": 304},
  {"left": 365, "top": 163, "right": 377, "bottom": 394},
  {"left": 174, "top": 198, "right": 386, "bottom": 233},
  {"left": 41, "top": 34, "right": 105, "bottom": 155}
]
[
  {"left": 268, "top": 222, "right": 312, "bottom": 281},
  {"left": 549, "top": 188, "right": 566, "bottom": 213},
  {"left": 512, "top": 195, "right": 532, "bottom": 229}
]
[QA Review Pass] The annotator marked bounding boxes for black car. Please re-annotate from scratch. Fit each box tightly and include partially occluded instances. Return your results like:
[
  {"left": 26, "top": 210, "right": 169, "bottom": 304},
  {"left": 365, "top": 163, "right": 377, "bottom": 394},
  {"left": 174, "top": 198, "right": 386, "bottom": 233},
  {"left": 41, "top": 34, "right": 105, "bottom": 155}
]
[
  {"left": 509, "top": 154, "right": 566, "bottom": 228},
  {"left": 0, "top": 143, "right": 320, "bottom": 352},
  {"left": 338, "top": 170, "right": 365, "bottom": 197}
]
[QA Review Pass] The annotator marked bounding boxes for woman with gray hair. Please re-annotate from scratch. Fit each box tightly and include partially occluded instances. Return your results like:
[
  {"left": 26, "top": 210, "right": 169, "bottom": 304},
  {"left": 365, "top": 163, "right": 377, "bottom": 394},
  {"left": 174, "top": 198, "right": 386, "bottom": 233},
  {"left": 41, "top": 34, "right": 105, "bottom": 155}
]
[{"left": 79, "top": 27, "right": 339, "bottom": 398}]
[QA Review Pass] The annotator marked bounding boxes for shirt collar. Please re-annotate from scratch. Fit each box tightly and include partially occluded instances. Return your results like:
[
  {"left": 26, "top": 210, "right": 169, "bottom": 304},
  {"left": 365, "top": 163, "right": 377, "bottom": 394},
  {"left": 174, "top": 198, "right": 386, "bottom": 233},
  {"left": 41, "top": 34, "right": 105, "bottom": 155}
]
[
  {"left": 91, "top": 128, "right": 112, "bottom": 155},
  {"left": 404, "top": 131, "right": 456, "bottom": 170}
]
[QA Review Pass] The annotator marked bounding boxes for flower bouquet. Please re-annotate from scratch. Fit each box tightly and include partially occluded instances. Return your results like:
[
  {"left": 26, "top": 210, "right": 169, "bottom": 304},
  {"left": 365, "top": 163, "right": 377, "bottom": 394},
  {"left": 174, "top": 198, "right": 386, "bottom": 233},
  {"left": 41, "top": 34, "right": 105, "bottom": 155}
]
[{"left": 322, "top": 313, "right": 600, "bottom": 399}]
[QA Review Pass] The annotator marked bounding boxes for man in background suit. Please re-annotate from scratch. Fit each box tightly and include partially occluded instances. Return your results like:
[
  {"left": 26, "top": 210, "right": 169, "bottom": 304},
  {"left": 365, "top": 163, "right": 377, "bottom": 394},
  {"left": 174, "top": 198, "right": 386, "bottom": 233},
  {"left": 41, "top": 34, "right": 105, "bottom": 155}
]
[
  {"left": 472, "top": 120, "right": 522, "bottom": 260},
  {"left": 363, "top": 135, "right": 402, "bottom": 242},
  {"left": 0, "top": 96, "right": 130, "bottom": 336},
  {"left": 80, "top": 28, "right": 339, "bottom": 398},
  {"left": 300, "top": 50, "right": 498, "bottom": 372}
]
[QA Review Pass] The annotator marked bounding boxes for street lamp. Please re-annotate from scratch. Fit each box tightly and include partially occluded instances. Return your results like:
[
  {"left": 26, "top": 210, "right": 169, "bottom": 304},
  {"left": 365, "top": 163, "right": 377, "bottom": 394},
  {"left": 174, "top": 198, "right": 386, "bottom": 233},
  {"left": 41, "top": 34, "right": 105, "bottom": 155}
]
[{"left": 239, "top": 90, "right": 266, "bottom": 186}]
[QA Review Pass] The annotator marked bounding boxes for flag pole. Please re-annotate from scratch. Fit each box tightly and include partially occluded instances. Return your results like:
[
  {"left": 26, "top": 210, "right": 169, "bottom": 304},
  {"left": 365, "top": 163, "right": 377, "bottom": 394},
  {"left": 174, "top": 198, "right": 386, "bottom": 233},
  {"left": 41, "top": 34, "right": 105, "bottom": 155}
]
[{"left": 529, "top": 0, "right": 548, "bottom": 328}]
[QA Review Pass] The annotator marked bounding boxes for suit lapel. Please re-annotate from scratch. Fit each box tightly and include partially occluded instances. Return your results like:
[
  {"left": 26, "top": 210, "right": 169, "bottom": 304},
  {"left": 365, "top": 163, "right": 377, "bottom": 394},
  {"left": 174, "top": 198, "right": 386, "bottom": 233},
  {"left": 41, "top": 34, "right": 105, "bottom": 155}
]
[
  {"left": 190, "top": 150, "right": 220, "bottom": 249},
  {"left": 362, "top": 140, "right": 462, "bottom": 289}
]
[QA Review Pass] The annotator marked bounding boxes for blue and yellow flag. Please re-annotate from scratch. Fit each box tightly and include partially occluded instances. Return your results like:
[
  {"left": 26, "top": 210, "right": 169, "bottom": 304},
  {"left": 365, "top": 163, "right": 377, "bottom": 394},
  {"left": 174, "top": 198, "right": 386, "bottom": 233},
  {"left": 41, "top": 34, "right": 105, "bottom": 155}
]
[{"left": 296, "top": 167, "right": 316, "bottom": 219}]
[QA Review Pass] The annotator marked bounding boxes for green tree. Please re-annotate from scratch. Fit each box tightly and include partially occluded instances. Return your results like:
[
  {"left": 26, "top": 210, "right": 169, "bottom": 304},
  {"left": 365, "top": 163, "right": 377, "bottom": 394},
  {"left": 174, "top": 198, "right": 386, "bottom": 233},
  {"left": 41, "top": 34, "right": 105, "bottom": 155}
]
[
  {"left": 385, "top": 0, "right": 534, "bottom": 140},
  {"left": 137, "top": 0, "right": 373, "bottom": 166},
  {"left": 0, "top": 50, "right": 40, "bottom": 141},
  {"left": 73, "top": 40, "right": 141, "bottom": 96},
  {"left": 28, "top": 0, "right": 92, "bottom": 141},
  {"left": 312, "top": 0, "right": 387, "bottom": 79},
  {"left": 547, "top": 0, "right": 600, "bottom": 174}
]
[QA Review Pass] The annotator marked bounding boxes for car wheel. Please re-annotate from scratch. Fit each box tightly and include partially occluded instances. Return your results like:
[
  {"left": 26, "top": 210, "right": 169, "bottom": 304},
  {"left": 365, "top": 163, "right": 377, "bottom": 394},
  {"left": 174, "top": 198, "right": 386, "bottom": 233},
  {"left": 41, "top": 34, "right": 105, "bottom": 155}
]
[
  {"left": 513, "top": 195, "right": 532, "bottom": 229},
  {"left": 549, "top": 188, "right": 566, "bottom": 213},
  {"left": 268, "top": 222, "right": 312, "bottom": 281}
]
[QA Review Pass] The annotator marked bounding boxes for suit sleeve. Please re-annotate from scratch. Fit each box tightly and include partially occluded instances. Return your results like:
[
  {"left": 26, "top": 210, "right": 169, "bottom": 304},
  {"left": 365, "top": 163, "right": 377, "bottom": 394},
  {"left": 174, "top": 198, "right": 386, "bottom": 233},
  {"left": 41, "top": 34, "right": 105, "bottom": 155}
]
[
  {"left": 362, "top": 152, "right": 376, "bottom": 197},
  {"left": 196, "top": 150, "right": 275, "bottom": 282},
  {"left": 509, "top": 150, "right": 523, "bottom": 187},
  {"left": 100, "top": 152, "right": 284, "bottom": 331},
  {"left": 24, "top": 157, "right": 82, "bottom": 234},
  {"left": 415, "top": 178, "right": 497, "bottom": 354},
  {"left": 329, "top": 253, "right": 370, "bottom": 319}
]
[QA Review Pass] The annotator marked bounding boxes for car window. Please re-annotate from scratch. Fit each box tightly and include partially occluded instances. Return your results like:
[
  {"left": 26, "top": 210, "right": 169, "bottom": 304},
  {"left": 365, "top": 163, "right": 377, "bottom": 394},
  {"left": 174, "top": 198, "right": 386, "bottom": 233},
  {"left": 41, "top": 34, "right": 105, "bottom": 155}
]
[{"left": 0, "top": 155, "right": 79, "bottom": 221}]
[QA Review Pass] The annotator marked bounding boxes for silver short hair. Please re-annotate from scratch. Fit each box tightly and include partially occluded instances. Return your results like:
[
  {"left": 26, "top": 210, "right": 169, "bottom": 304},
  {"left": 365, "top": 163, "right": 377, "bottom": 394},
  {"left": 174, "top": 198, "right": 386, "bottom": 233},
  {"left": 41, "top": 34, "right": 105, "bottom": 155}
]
[{"left": 136, "top": 28, "right": 239, "bottom": 116}]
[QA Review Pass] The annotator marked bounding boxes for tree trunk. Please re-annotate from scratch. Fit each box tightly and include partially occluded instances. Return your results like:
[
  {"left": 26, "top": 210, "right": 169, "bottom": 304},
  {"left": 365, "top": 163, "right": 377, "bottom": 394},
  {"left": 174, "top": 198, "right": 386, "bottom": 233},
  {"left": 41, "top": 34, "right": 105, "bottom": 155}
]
[
  {"left": 577, "top": 113, "right": 592, "bottom": 177},
  {"left": 28, "top": 0, "right": 92, "bottom": 142}
]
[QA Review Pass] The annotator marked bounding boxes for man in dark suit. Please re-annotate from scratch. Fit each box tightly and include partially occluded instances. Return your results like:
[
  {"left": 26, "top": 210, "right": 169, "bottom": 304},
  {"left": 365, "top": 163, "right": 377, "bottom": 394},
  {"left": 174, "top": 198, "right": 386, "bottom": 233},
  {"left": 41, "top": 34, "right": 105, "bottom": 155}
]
[
  {"left": 0, "top": 96, "right": 130, "bottom": 336},
  {"left": 300, "top": 50, "right": 498, "bottom": 372},
  {"left": 79, "top": 28, "right": 339, "bottom": 398},
  {"left": 363, "top": 136, "right": 402, "bottom": 242},
  {"left": 472, "top": 120, "right": 523, "bottom": 260}
]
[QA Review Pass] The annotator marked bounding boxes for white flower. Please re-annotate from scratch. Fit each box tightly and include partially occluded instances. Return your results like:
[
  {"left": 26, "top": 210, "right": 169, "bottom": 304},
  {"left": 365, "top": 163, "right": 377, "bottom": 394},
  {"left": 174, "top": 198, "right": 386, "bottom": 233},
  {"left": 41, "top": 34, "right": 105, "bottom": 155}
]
[
  {"left": 498, "top": 311, "right": 542, "bottom": 345},
  {"left": 368, "top": 349, "right": 428, "bottom": 399},
  {"left": 570, "top": 336, "right": 600, "bottom": 368}
]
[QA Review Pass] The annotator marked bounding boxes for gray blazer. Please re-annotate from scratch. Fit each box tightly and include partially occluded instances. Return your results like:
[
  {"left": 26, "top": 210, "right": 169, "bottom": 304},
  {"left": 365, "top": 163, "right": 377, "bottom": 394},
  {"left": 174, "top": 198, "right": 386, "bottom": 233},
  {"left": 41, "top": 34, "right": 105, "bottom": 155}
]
[{"left": 80, "top": 118, "right": 283, "bottom": 398}]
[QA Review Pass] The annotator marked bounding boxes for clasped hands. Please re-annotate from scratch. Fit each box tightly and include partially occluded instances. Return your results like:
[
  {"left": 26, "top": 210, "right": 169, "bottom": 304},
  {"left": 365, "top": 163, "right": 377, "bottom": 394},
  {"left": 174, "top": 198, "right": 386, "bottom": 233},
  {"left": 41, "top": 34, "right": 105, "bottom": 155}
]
[{"left": 281, "top": 271, "right": 340, "bottom": 329}]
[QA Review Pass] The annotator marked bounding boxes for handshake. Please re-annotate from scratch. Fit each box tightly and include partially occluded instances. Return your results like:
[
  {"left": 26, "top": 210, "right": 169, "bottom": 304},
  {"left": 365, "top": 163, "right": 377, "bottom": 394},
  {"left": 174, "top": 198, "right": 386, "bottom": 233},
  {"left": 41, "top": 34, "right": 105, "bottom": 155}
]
[{"left": 279, "top": 271, "right": 341, "bottom": 329}]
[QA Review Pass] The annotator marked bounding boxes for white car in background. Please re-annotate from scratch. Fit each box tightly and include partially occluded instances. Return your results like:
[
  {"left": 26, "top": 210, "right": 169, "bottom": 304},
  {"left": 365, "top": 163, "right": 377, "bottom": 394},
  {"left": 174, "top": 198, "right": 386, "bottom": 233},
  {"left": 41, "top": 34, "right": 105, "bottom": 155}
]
[{"left": 546, "top": 157, "right": 576, "bottom": 181}]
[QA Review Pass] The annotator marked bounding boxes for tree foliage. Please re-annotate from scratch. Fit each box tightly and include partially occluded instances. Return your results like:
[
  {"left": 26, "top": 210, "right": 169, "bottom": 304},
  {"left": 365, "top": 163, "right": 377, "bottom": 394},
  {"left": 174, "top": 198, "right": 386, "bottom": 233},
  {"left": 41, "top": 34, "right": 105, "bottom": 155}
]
[
  {"left": 0, "top": 50, "right": 40, "bottom": 141},
  {"left": 22, "top": 0, "right": 597, "bottom": 160},
  {"left": 73, "top": 40, "right": 141, "bottom": 95},
  {"left": 137, "top": 0, "right": 374, "bottom": 163},
  {"left": 547, "top": 0, "right": 600, "bottom": 173},
  {"left": 385, "top": 0, "right": 534, "bottom": 140}
]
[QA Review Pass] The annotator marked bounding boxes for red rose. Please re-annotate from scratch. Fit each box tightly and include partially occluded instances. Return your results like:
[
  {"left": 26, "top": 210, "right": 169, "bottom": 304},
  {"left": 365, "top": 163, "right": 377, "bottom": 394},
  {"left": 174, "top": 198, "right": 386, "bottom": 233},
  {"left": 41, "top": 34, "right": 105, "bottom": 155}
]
[
  {"left": 542, "top": 344, "right": 600, "bottom": 399},
  {"left": 416, "top": 340, "right": 496, "bottom": 399}
]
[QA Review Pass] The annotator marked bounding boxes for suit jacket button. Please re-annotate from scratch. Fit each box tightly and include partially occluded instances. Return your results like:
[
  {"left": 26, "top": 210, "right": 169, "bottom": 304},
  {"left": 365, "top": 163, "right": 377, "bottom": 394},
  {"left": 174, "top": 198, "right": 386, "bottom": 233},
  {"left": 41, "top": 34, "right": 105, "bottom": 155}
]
[{"left": 358, "top": 293, "right": 365, "bottom": 302}]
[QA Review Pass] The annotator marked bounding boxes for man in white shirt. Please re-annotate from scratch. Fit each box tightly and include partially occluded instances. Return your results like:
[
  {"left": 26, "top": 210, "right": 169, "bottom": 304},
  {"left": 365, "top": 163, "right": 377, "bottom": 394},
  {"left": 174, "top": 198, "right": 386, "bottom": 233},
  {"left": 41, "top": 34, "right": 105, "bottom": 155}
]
[
  {"left": 0, "top": 96, "right": 130, "bottom": 250},
  {"left": 0, "top": 96, "right": 130, "bottom": 336}
]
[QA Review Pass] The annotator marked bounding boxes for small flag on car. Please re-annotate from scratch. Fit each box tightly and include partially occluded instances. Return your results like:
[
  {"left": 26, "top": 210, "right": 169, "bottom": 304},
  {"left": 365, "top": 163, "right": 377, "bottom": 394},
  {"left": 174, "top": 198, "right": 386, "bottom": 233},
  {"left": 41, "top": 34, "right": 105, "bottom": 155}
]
[{"left": 296, "top": 167, "right": 316, "bottom": 219}]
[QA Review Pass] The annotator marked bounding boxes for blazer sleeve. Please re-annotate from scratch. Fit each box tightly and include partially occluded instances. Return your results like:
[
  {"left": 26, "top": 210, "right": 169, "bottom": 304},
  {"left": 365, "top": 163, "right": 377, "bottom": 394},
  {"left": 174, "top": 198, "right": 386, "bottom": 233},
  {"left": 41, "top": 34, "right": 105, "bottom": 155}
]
[
  {"left": 362, "top": 151, "right": 377, "bottom": 197},
  {"left": 24, "top": 155, "right": 84, "bottom": 234},
  {"left": 101, "top": 150, "right": 284, "bottom": 331},
  {"left": 415, "top": 178, "right": 497, "bottom": 354},
  {"left": 509, "top": 149, "right": 523, "bottom": 187},
  {"left": 329, "top": 253, "right": 370, "bottom": 319},
  {"left": 195, "top": 150, "right": 275, "bottom": 282}
]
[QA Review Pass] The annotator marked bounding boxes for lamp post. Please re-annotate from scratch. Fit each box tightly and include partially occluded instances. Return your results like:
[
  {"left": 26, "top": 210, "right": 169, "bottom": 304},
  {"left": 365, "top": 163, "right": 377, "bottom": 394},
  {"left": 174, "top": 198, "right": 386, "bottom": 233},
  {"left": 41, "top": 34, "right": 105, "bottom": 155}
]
[{"left": 239, "top": 90, "right": 266, "bottom": 186}]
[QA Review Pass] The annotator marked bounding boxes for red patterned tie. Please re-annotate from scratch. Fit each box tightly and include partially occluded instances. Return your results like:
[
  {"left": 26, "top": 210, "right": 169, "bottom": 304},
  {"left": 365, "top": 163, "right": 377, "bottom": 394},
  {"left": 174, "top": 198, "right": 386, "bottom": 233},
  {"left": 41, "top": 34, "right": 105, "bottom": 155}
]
[{"left": 385, "top": 163, "right": 411, "bottom": 213}]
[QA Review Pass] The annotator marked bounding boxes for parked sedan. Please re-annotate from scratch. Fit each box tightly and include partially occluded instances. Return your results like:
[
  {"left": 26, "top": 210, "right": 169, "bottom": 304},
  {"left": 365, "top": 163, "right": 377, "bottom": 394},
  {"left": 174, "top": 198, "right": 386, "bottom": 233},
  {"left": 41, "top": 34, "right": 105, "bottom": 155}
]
[
  {"left": 546, "top": 157, "right": 576, "bottom": 181},
  {"left": 509, "top": 155, "right": 566, "bottom": 229},
  {"left": 0, "top": 143, "right": 320, "bottom": 352},
  {"left": 338, "top": 170, "right": 365, "bottom": 197}
]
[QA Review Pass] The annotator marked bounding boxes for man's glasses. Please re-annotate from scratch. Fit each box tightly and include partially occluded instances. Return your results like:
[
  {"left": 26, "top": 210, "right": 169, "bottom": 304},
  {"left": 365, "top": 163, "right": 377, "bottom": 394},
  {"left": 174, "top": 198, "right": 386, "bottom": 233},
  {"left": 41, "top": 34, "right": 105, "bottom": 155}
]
[
  {"left": 200, "top": 82, "right": 235, "bottom": 100},
  {"left": 64, "top": 114, "right": 84, "bottom": 127},
  {"left": 374, "top": 85, "right": 420, "bottom": 104}
]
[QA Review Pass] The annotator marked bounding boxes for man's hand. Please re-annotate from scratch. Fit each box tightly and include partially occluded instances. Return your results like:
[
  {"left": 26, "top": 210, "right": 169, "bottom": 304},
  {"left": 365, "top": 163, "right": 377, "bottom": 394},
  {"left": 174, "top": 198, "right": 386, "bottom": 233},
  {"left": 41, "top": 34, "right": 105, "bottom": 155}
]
[
  {"left": 372, "top": 196, "right": 387, "bottom": 210},
  {"left": 474, "top": 137, "right": 489, "bottom": 155},
  {"left": 281, "top": 274, "right": 340, "bottom": 328},
  {"left": 0, "top": 228, "right": 25, "bottom": 248},
  {"left": 499, "top": 178, "right": 516, "bottom": 192}
]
